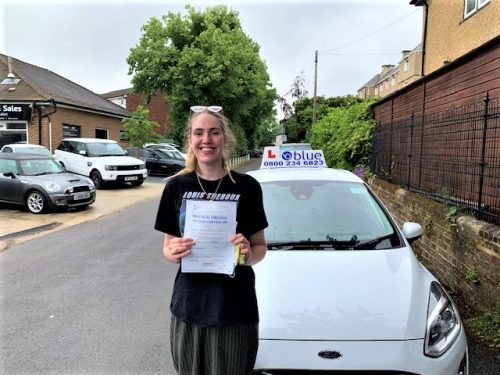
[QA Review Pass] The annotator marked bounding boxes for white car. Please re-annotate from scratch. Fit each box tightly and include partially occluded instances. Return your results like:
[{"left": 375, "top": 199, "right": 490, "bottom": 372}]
[
  {"left": 1, "top": 143, "right": 53, "bottom": 158},
  {"left": 54, "top": 138, "right": 147, "bottom": 189},
  {"left": 249, "top": 147, "right": 468, "bottom": 375}
]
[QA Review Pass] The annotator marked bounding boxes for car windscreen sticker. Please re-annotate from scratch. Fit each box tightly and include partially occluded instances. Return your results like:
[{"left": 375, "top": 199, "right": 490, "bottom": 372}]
[{"left": 260, "top": 146, "right": 327, "bottom": 169}]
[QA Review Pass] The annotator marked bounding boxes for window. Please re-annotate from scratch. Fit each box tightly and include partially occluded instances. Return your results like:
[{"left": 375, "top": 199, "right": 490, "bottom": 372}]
[
  {"left": 391, "top": 77, "right": 395, "bottom": 86},
  {"left": 95, "top": 128, "right": 108, "bottom": 139},
  {"left": 63, "top": 124, "right": 81, "bottom": 138},
  {"left": 403, "top": 60, "right": 409, "bottom": 72},
  {"left": 464, "top": 0, "right": 490, "bottom": 18}
]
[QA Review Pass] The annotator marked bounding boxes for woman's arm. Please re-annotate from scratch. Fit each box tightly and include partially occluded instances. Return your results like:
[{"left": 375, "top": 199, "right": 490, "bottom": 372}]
[{"left": 163, "top": 234, "right": 195, "bottom": 263}]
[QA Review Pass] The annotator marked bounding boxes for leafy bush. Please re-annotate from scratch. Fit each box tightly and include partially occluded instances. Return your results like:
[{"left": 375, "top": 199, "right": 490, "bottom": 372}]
[{"left": 308, "top": 100, "right": 375, "bottom": 170}]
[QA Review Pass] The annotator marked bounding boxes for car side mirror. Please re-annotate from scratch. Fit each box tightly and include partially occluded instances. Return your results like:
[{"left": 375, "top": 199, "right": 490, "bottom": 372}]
[
  {"left": 3, "top": 171, "right": 16, "bottom": 178},
  {"left": 79, "top": 150, "right": 86, "bottom": 156},
  {"left": 402, "top": 222, "right": 423, "bottom": 244}
]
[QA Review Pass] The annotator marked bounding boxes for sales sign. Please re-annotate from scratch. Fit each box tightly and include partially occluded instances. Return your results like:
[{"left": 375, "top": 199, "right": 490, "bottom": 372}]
[{"left": 0, "top": 103, "right": 32, "bottom": 121}]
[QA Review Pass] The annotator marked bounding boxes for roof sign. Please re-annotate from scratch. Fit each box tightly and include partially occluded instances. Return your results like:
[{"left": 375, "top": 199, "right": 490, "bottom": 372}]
[{"left": 260, "top": 146, "right": 327, "bottom": 169}]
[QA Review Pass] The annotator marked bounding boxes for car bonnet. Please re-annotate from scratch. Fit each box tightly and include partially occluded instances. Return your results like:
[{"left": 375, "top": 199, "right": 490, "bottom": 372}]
[{"left": 254, "top": 246, "right": 433, "bottom": 341}]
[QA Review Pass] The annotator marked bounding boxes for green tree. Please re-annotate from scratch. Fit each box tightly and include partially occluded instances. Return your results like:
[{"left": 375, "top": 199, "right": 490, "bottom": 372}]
[
  {"left": 122, "top": 105, "right": 162, "bottom": 148},
  {"left": 127, "top": 5, "right": 276, "bottom": 154},
  {"left": 308, "top": 100, "right": 375, "bottom": 170},
  {"left": 283, "top": 95, "right": 365, "bottom": 143}
]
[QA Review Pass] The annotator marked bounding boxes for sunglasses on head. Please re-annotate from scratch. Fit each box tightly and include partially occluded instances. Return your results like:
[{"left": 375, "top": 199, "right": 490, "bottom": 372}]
[{"left": 190, "top": 105, "right": 223, "bottom": 113}]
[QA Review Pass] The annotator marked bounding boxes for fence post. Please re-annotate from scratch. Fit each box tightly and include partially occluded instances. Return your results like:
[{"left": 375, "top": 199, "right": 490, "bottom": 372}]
[
  {"left": 478, "top": 92, "right": 490, "bottom": 213},
  {"left": 407, "top": 112, "right": 414, "bottom": 189}
]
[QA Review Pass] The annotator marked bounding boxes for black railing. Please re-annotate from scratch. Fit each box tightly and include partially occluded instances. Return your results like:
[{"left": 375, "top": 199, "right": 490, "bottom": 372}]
[{"left": 370, "top": 93, "right": 500, "bottom": 225}]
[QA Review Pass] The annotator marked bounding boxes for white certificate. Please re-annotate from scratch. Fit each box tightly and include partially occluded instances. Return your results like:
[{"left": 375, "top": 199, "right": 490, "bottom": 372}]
[{"left": 182, "top": 200, "right": 238, "bottom": 274}]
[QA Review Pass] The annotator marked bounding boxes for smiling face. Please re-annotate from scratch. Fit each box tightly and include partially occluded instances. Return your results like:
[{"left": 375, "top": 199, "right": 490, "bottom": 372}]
[{"left": 188, "top": 112, "right": 224, "bottom": 168}]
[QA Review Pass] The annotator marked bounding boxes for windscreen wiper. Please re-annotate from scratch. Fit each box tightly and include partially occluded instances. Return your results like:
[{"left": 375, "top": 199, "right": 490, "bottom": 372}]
[
  {"left": 268, "top": 238, "right": 359, "bottom": 250},
  {"left": 352, "top": 233, "right": 394, "bottom": 250}
]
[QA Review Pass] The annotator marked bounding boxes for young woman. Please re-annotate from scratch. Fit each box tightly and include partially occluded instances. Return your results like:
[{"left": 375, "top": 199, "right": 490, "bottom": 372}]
[{"left": 154, "top": 106, "right": 268, "bottom": 375}]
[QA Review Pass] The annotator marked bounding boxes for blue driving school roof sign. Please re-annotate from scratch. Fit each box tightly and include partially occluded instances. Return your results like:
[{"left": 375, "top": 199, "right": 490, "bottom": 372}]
[{"left": 260, "top": 146, "right": 328, "bottom": 169}]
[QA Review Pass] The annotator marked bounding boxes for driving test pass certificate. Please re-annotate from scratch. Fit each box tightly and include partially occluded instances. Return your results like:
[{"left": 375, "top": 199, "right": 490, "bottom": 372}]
[{"left": 181, "top": 200, "right": 237, "bottom": 274}]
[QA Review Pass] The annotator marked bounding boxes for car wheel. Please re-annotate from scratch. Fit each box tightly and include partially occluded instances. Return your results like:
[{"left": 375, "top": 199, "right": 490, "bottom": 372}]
[
  {"left": 90, "top": 170, "right": 103, "bottom": 189},
  {"left": 25, "top": 190, "right": 47, "bottom": 214}
]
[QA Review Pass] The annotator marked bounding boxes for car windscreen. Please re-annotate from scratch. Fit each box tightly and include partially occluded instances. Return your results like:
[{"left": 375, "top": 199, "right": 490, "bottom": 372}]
[
  {"left": 86, "top": 142, "right": 126, "bottom": 157},
  {"left": 156, "top": 149, "right": 184, "bottom": 161},
  {"left": 261, "top": 180, "right": 398, "bottom": 250},
  {"left": 19, "top": 158, "right": 65, "bottom": 176}
]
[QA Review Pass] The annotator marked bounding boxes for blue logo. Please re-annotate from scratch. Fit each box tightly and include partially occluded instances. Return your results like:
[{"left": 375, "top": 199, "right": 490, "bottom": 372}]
[{"left": 282, "top": 151, "right": 292, "bottom": 160}]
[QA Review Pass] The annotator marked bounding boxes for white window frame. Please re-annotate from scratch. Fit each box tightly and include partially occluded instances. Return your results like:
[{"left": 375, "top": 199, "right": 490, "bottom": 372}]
[{"left": 464, "top": 0, "right": 490, "bottom": 19}]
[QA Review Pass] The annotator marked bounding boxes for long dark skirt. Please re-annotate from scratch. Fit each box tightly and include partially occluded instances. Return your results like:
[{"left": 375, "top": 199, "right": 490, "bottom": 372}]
[{"left": 170, "top": 315, "right": 258, "bottom": 375}]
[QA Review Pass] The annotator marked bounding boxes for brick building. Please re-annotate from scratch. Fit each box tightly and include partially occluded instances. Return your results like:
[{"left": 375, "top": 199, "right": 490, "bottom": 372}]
[
  {"left": 100, "top": 88, "right": 171, "bottom": 140},
  {"left": 357, "top": 44, "right": 422, "bottom": 99},
  {"left": 0, "top": 54, "right": 130, "bottom": 152}
]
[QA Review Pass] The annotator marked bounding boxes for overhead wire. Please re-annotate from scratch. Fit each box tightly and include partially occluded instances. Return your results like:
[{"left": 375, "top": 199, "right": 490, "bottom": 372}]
[{"left": 318, "top": 8, "right": 420, "bottom": 55}]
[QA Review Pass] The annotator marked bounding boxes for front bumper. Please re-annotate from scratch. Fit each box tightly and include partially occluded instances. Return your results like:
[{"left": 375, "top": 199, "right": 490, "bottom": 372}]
[
  {"left": 101, "top": 169, "right": 148, "bottom": 182},
  {"left": 254, "top": 328, "right": 467, "bottom": 375},
  {"left": 48, "top": 191, "right": 96, "bottom": 209}
]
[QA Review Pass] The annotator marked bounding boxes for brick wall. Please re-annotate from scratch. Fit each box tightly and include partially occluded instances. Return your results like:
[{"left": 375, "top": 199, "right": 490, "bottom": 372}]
[
  {"left": 27, "top": 107, "right": 126, "bottom": 151},
  {"left": 126, "top": 90, "right": 170, "bottom": 136},
  {"left": 367, "top": 176, "right": 500, "bottom": 313}
]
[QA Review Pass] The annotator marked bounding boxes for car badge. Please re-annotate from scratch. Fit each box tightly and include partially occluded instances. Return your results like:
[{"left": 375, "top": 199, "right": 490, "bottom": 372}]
[{"left": 318, "top": 350, "right": 342, "bottom": 360}]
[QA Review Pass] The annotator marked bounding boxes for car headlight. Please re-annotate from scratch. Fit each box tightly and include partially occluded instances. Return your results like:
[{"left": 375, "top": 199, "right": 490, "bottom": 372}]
[
  {"left": 45, "top": 181, "right": 61, "bottom": 193},
  {"left": 425, "top": 281, "right": 461, "bottom": 357},
  {"left": 105, "top": 165, "right": 118, "bottom": 171}
]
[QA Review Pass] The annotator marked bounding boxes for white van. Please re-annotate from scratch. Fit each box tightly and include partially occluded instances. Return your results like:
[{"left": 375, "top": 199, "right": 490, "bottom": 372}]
[{"left": 54, "top": 138, "right": 147, "bottom": 189}]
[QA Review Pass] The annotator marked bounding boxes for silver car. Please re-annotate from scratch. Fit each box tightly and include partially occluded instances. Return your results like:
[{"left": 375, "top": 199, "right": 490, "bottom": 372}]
[{"left": 0, "top": 153, "right": 96, "bottom": 214}]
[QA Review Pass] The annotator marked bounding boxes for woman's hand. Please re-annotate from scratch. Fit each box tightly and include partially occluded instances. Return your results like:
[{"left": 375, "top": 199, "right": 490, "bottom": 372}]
[
  {"left": 230, "top": 231, "right": 267, "bottom": 266},
  {"left": 231, "top": 233, "right": 252, "bottom": 265},
  {"left": 163, "top": 234, "right": 195, "bottom": 263}
]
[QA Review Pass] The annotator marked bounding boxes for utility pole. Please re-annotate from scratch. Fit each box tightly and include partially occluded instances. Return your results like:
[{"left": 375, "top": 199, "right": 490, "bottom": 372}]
[{"left": 312, "top": 50, "right": 318, "bottom": 126}]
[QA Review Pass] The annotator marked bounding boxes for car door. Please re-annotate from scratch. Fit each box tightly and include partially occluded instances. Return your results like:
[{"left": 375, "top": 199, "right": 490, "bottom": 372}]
[
  {"left": 143, "top": 149, "right": 160, "bottom": 173},
  {"left": 72, "top": 141, "right": 91, "bottom": 176},
  {"left": 0, "top": 158, "right": 24, "bottom": 204}
]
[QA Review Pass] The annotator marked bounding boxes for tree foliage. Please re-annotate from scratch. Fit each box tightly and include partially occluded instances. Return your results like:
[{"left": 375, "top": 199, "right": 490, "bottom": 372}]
[
  {"left": 285, "top": 95, "right": 365, "bottom": 143},
  {"left": 127, "top": 5, "right": 276, "bottom": 153},
  {"left": 121, "top": 105, "right": 162, "bottom": 147},
  {"left": 308, "top": 100, "right": 375, "bottom": 170}
]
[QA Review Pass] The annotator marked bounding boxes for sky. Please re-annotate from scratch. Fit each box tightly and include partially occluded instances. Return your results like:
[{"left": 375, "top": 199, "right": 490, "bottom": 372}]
[{"left": 1, "top": 0, "right": 422, "bottom": 104}]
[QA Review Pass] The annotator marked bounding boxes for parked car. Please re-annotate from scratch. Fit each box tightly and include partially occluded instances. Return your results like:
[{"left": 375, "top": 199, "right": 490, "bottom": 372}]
[
  {"left": 249, "top": 149, "right": 263, "bottom": 158},
  {"left": 1, "top": 143, "right": 53, "bottom": 158},
  {"left": 0, "top": 153, "right": 96, "bottom": 214},
  {"left": 145, "top": 143, "right": 187, "bottom": 159},
  {"left": 54, "top": 138, "right": 147, "bottom": 189},
  {"left": 125, "top": 147, "right": 185, "bottom": 176},
  {"left": 249, "top": 147, "right": 468, "bottom": 374}
]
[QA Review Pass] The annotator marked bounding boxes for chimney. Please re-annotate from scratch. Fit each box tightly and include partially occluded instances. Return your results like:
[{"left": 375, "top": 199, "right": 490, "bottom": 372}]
[
  {"left": 7, "top": 56, "right": 16, "bottom": 78},
  {"left": 401, "top": 50, "right": 411, "bottom": 60},
  {"left": 381, "top": 64, "right": 395, "bottom": 76}
]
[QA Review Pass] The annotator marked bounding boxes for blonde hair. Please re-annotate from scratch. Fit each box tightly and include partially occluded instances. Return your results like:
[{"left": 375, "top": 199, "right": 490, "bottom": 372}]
[{"left": 175, "top": 109, "right": 236, "bottom": 182}]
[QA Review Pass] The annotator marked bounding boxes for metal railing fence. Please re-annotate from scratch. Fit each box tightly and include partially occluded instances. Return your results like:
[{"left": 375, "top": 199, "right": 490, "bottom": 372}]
[{"left": 370, "top": 93, "right": 500, "bottom": 225}]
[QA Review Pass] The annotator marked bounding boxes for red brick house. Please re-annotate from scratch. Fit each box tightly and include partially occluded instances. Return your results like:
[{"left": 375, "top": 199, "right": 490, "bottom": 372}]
[{"left": 100, "top": 88, "right": 171, "bottom": 140}]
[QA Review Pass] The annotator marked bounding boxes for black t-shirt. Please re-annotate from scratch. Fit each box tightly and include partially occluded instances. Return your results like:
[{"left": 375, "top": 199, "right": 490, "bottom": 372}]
[{"left": 154, "top": 171, "right": 268, "bottom": 327}]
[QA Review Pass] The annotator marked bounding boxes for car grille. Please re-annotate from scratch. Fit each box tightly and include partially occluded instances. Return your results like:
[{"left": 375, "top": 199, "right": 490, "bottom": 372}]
[
  {"left": 115, "top": 165, "right": 142, "bottom": 171},
  {"left": 64, "top": 185, "right": 91, "bottom": 194}
]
